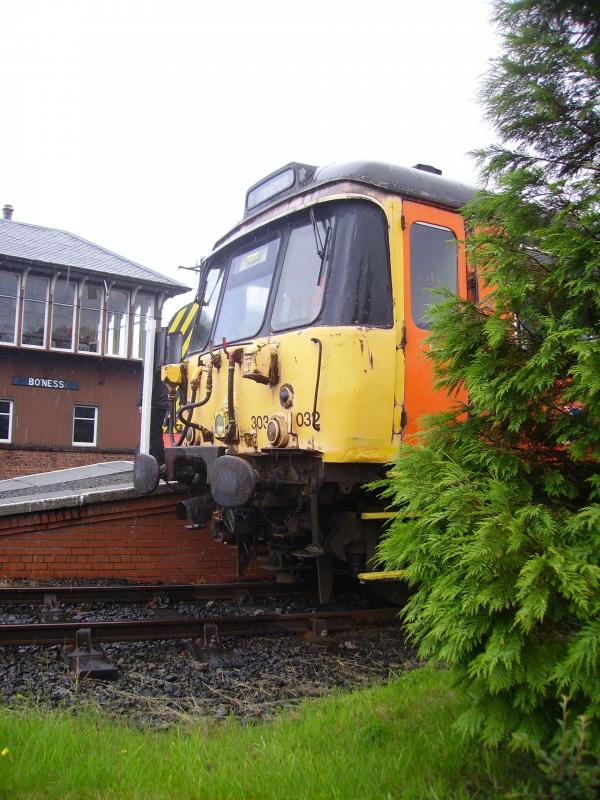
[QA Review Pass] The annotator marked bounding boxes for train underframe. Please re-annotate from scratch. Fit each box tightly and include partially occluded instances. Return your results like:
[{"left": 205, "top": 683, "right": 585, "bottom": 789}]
[{"left": 162, "top": 446, "right": 387, "bottom": 603}]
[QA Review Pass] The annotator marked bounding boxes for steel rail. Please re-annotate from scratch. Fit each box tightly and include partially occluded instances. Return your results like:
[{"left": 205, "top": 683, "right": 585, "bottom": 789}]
[
  {"left": 0, "top": 608, "right": 399, "bottom": 647},
  {"left": 0, "top": 581, "right": 312, "bottom": 606}
]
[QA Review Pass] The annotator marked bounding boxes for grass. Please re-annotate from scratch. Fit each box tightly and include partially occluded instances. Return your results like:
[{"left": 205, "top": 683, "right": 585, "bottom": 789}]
[{"left": 0, "top": 667, "right": 532, "bottom": 800}]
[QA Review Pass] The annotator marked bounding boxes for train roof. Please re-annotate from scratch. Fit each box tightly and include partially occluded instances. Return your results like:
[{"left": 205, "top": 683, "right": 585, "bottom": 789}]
[{"left": 242, "top": 160, "right": 476, "bottom": 223}]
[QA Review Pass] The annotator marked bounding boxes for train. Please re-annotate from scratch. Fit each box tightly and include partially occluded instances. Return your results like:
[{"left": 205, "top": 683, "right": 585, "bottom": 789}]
[{"left": 134, "top": 161, "right": 475, "bottom": 602}]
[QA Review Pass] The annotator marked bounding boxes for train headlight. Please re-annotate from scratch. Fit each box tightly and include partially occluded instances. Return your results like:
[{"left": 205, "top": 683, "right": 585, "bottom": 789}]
[
  {"left": 214, "top": 412, "right": 227, "bottom": 438},
  {"left": 279, "top": 384, "right": 294, "bottom": 409},
  {"left": 266, "top": 415, "right": 289, "bottom": 447}
]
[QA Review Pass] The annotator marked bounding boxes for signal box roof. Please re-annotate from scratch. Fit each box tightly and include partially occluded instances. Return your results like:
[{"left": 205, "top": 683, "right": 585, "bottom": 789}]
[{"left": 0, "top": 217, "right": 189, "bottom": 294}]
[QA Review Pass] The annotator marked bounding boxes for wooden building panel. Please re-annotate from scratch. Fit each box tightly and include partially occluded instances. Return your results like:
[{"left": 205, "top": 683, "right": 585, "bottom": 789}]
[{"left": 0, "top": 349, "right": 142, "bottom": 450}]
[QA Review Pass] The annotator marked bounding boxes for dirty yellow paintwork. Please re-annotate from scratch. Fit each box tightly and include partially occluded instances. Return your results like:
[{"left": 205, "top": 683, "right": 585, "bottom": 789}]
[
  {"left": 176, "top": 191, "right": 407, "bottom": 467},
  {"left": 360, "top": 512, "right": 396, "bottom": 520},
  {"left": 187, "top": 326, "right": 397, "bottom": 463},
  {"left": 357, "top": 570, "right": 404, "bottom": 581},
  {"left": 161, "top": 363, "right": 185, "bottom": 387},
  {"left": 388, "top": 196, "right": 405, "bottom": 442},
  {"left": 242, "top": 342, "right": 279, "bottom": 384}
]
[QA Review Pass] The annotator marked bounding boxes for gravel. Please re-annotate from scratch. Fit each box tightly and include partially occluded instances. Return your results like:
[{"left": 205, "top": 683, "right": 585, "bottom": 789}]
[{"left": 0, "top": 583, "right": 417, "bottom": 728}]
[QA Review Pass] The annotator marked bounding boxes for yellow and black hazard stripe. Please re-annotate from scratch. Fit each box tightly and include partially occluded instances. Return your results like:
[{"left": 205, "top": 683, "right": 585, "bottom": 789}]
[
  {"left": 163, "top": 302, "right": 199, "bottom": 436},
  {"left": 167, "top": 302, "right": 199, "bottom": 359}
]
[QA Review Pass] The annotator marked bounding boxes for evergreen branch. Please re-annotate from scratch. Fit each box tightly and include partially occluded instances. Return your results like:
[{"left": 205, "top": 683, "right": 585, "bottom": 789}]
[{"left": 376, "top": 0, "right": 600, "bottom": 747}]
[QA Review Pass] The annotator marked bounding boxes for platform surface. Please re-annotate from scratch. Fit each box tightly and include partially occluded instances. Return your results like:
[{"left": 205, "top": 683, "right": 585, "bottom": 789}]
[{"left": 0, "top": 461, "right": 148, "bottom": 516}]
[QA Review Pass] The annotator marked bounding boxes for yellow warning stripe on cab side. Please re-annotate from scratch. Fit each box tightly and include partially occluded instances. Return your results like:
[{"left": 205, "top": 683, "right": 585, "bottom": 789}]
[
  {"left": 182, "top": 328, "right": 194, "bottom": 358},
  {"left": 179, "top": 304, "right": 198, "bottom": 337},
  {"left": 166, "top": 303, "right": 199, "bottom": 358},
  {"left": 168, "top": 306, "right": 188, "bottom": 334}
]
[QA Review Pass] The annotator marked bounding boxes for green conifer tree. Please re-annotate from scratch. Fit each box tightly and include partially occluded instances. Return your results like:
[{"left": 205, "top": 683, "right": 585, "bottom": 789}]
[{"left": 376, "top": 0, "right": 600, "bottom": 745}]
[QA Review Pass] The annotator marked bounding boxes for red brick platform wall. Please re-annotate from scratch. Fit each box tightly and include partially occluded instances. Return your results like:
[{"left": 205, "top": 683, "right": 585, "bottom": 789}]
[
  {"left": 0, "top": 449, "right": 134, "bottom": 480},
  {"left": 0, "top": 493, "right": 261, "bottom": 583}
]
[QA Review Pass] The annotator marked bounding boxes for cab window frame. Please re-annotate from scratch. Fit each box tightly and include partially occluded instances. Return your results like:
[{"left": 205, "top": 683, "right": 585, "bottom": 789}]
[
  {"left": 212, "top": 235, "right": 282, "bottom": 346},
  {"left": 270, "top": 210, "right": 336, "bottom": 333},
  {"left": 187, "top": 198, "right": 393, "bottom": 354},
  {"left": 409, "top": 221, "right": 458, "bottom": 331}
]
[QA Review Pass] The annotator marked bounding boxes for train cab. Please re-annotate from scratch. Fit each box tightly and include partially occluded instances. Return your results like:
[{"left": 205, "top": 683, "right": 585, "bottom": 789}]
[{"left": 134, "top": 161, "right": 475, "bottom": 600}]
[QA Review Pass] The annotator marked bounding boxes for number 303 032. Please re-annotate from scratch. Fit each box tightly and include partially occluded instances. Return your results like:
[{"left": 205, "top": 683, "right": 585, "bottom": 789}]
[{"left": 250, "top": 411, "right": 320, "bottom": 429}]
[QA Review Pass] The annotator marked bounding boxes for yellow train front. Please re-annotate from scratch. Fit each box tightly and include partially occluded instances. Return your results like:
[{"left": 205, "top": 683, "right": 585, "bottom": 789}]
[{"left": 135, "top": 161, "right": 474, "bottom": 600}]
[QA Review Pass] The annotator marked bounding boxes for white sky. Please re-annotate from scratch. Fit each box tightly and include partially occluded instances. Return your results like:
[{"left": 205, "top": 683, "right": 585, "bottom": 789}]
[{"left": 3, "top": 0, "right": 500, "bottom": 322}]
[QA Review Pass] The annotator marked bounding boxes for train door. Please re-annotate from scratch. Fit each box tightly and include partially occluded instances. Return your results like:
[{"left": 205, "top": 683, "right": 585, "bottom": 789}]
[{"left": 401, "top": 200, "right": 467, "bottom": 438}]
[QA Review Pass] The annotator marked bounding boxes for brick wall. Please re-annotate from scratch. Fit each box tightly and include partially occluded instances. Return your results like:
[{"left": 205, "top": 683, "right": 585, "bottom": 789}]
[
  {"left": 0, "top": 493, "right": 261, "bottom": 584},
  {"left": 0, "top": 449, "right": 134, "bottom": 480}
]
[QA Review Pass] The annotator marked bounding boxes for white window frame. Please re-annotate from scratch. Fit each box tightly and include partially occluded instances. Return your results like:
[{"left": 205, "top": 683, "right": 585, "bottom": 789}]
[
  {"left": 0, "top": 400, "right": 13, "bottom": 443},
  {"left": 21, "top": 274, "right": 49, "bottom": 349},
  {"left": 50, "top": 276, "right": 77, "bottom": 352},
  {"left": 104, "top": 287, "right": 130, "bottom": 358},
  {"left": 72, "top": 405, "right": 98, "bottom": 447},
  {"left": 0, "top": 271, "right": 20, "bottom": 346},
  {"left": 77, "top": 281, "right": 104, "bottom": 356},
  {"left": 132, "top": 292, "right": 155, "bottom": 360}
]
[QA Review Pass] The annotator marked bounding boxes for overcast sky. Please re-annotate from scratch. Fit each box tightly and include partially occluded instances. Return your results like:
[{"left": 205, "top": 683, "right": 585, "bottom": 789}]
[{"left": 3, "top": 0, "right": 500, "bottom": 321}]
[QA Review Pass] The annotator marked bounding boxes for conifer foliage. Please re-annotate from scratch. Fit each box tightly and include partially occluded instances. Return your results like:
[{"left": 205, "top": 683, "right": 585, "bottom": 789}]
[{"left": 376, "top": 0, "right": 600, "bottom": 744}]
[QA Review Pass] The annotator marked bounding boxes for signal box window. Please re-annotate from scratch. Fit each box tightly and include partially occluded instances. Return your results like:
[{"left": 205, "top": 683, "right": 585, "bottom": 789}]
[
  {"left": 73, "top": 405, "right": 98, "bottom": 446},
  {"left": 51, "top": 277, "right": 77, "bottom": 350},
  {"left": 106, "top": 288, "right": 129, "bottom": 357},
  {"left": 214, "top": 238, "right": 280, "bottom": 344},
  {"left": 132, "top": 293, "right": 154, "bottom": 359},
  {"left": 0, "top": 400, "right": 13, "bottom": 443},
  {"left": 22, "top": 275, "right": 49, "bottom": 347},
  {"left": 410, "top": 222, "right": 457, "bottom": 330},
  {"left": 79, "top": 282, "right": 103, "bottom": 353},
  {"left": 0, "top": 272, "right": 19, "bottom": 344}
]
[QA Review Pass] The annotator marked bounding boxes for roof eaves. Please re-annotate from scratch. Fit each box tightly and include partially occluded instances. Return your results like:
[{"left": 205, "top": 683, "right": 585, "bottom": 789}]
[
  {"left": 0, "top": 252, "right": 190, "bottom": 295},
  {"left": 51, "top": 225, "right": 189, "bottom": 289}
]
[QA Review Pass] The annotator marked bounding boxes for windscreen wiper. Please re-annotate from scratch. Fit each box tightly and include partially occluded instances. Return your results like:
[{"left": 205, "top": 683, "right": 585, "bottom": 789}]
[
  {"left": 309, "top": 207, "right": 332, "bottom": 285},
  {"left": 196, "top": 265, "right": 223, "bottom": 308}
]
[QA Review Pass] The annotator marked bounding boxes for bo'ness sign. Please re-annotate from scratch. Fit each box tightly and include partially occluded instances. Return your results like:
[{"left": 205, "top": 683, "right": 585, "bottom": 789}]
[{"left": 12, "top": 376, "right": 80, "bottom": 391}]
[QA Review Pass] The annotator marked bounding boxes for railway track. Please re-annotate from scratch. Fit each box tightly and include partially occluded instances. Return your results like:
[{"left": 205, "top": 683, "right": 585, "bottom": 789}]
[
  {"left": 0, "top": 607, "right": 399, "bottom": 647},
  {"left": 0, "top": 580, "right": 313, "bottom": 606},
  {"left": 0, "top": 581, "right": 400, "bottom": 678}
]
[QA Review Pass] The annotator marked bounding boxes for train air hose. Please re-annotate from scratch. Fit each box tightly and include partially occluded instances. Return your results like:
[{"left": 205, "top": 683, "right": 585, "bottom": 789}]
[{"left": 168, "top": 363, "right": 213, "bottom": 447}]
